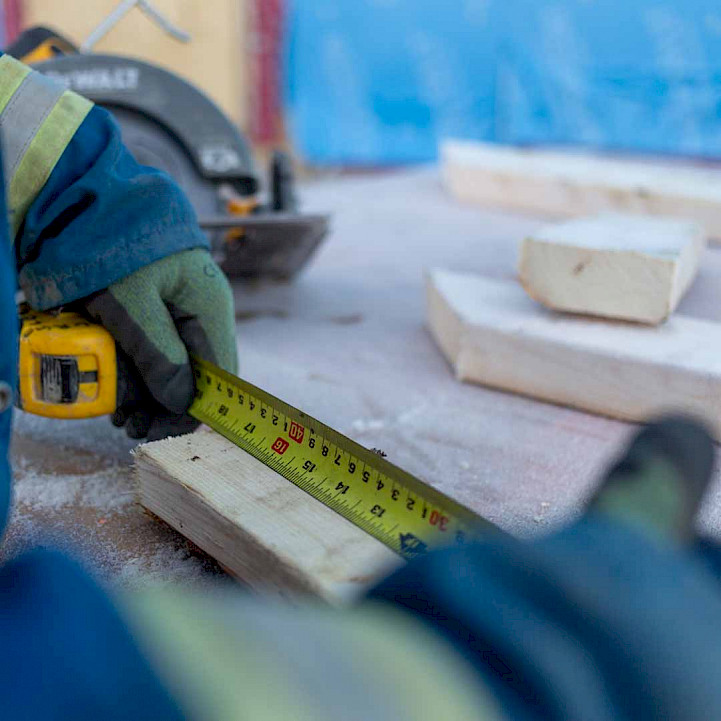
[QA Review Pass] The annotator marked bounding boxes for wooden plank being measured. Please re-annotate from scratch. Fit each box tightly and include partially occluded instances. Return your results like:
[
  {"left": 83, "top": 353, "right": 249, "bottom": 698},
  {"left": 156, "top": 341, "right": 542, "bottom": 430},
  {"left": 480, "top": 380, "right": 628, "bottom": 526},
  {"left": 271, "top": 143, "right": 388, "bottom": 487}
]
[
  {"left": 441, "top": 139, "right": 721, "bottom": 239},
  {"left": 427, "top": 269, "right": 721, "bottom": 439},
  {"left": 134, "top": 429, "right": 402, "bottom": 604}
]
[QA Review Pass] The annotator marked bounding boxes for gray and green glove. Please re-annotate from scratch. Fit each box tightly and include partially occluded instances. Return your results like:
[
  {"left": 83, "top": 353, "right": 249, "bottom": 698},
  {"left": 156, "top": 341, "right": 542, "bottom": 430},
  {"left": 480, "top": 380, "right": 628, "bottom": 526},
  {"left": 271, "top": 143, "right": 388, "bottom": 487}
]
[
  {"left": 84, "top": 248, "right": 237, "bottom": 441},
  {"left": 589, "top": 415, "right": 714, "bottom": 545}
]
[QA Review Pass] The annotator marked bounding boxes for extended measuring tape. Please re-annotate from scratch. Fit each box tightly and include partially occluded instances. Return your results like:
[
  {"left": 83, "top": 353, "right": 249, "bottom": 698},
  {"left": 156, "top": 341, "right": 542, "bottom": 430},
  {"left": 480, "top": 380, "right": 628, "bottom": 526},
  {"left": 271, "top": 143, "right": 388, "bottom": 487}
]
[{"left": 189, "top": 357, "right": 500, "bottom": 560}]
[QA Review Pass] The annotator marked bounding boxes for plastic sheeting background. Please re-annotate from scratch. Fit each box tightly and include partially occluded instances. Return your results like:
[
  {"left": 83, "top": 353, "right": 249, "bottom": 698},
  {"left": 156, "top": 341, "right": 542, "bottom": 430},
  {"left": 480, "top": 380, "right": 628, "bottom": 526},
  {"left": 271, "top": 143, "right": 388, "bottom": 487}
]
[{"left": 285, "top": 1, "right": 721, "bottom": 164}]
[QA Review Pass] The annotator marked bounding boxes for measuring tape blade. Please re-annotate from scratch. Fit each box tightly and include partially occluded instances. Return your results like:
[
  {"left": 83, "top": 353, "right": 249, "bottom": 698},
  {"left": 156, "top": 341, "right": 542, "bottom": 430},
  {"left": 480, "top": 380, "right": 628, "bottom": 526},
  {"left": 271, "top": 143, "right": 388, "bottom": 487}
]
[{"left": 189, "top": 357, "right": 500, "bottom": 560}]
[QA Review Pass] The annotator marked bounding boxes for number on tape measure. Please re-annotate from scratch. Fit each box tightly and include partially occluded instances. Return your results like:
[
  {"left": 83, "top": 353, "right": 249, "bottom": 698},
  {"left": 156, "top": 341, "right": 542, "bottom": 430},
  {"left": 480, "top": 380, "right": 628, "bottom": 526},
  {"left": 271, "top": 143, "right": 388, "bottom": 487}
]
[{"left": 190, "top": 358, "right": 497, "bottom": 560}]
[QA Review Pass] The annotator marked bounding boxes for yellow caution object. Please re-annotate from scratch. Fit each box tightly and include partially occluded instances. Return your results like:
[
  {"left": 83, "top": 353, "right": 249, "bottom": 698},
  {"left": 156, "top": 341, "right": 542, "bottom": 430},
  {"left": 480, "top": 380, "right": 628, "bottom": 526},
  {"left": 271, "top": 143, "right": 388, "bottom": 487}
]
[{"left": 18, "top": 308, "right": 117, "bottom": 419}]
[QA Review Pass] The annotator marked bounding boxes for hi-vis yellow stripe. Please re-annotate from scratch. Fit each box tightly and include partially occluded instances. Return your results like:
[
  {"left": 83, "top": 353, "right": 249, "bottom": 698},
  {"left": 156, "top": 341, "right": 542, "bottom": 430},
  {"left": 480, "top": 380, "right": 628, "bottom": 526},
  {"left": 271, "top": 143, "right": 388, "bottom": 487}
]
[
  {"left": 0, "top": 55, "right": 92, "bottom": 238},
  {"left": 0, "top": 55, "right": 30, "bottom": 114},
  {"left": 8, "top": 90, "right": 92, "bottom": 238}
]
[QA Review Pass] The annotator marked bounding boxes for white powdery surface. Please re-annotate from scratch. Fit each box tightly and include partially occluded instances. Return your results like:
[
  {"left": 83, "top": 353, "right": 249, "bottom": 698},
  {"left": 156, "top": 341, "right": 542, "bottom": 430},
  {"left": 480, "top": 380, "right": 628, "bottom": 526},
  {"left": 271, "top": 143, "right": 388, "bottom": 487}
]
[
  {"left": 6, "top": 508, "right": 224, "bottom": 592},
  {"left": 233, "top": 169, "right": 721, "bottom": 539},
  {"left": 110, "top": 544, "right": 227, "bottom": 592},
  {"left": 13, "top": 466, "right": 134, "bottom": 512},
  {"left": 6, "top": 410, "right": 226, "bottom": 588},
  {"left": 13, "top": 409, "right": 138, "bottom": 461}
]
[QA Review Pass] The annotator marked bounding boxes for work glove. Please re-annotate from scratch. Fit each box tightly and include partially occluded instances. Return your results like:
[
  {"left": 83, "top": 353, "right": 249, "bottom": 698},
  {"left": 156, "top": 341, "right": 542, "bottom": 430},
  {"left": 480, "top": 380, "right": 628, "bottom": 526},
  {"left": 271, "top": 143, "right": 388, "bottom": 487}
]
[
  {"left": 588, "top": 415, "right": 714, "bottom": 545},
  {"left": 84, "top": 248, "right": 237, "bottom": 441}
]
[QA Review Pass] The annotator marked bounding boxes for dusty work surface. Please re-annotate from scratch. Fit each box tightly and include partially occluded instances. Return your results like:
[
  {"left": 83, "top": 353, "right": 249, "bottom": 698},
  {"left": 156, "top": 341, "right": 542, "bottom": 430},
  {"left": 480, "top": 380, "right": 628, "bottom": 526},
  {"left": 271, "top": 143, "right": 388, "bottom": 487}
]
[{"left": 5, "top": 168, "right": 721, "bottom": 587}]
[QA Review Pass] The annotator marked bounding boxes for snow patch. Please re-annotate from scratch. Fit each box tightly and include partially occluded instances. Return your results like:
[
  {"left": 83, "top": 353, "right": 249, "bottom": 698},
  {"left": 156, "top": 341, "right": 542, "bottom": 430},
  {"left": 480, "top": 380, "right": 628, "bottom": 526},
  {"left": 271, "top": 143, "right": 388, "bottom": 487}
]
[
  {"left": 13, "top": 466, "right": 134, "bottom": 512},
  {"left": 113, "top": 545, "right": 224, "bottom": 591}
]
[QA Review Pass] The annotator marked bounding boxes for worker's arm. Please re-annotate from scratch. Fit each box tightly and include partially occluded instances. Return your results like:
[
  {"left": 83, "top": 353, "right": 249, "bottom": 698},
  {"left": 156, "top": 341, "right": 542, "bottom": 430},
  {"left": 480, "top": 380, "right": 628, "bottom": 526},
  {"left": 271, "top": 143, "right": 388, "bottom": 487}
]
[
  {"left": 0, "top": 53, "right": 237, "bottom": 438},
  {"left": 369, "top": 418, "right": 721, "bottom": 717}
]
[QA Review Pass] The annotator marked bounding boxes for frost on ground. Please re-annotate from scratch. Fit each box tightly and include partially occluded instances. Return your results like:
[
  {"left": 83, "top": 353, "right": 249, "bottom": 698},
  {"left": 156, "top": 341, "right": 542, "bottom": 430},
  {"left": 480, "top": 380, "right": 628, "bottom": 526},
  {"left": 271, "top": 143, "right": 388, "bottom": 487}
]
[
  {"left": 4, "top": 169, "right": 721, "bottom": 590},
  {"left": 4, "top": 410, "right": 225, "bottom": 590}
]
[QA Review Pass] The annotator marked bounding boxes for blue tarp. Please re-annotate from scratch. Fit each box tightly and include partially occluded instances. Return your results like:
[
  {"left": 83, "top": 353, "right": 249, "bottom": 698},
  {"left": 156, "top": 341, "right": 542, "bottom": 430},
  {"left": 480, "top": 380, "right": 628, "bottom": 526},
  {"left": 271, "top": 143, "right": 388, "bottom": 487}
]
[{"left": 285, "top": 1, "right": 721, "bottom": 164}]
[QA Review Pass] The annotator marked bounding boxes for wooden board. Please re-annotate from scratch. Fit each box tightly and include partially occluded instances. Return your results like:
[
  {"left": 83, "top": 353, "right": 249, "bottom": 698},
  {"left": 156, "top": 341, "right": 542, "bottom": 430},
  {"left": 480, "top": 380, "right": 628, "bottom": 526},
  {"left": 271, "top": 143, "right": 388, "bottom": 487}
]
[
  {"left": 519, "top": 214, "right": 706, "bottom": 324},
  {"left": 134, "top": 428, "right": 402, "bottom": 604},
  {"left": 441, "top": 140, "right": 721, "bottom": 239},
  {"left": 427, "top": 269, "right": 721, "bottom": 439}
]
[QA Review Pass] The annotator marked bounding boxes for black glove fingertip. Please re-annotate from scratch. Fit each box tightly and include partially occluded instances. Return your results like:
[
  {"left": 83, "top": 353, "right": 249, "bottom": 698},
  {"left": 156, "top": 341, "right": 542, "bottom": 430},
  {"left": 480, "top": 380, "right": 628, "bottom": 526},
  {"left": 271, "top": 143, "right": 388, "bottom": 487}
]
[
  {"left": 147, "top": 413, "right": 200, "bottom": 442},
  {"left": 126, "top": 410, "right": 153, "bottom": 440}
]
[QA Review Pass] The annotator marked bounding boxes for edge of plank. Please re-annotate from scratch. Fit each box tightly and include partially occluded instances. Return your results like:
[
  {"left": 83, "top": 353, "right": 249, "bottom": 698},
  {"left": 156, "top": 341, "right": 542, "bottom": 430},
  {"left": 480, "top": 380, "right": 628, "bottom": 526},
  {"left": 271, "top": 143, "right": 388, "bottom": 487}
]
[{"left": 425, "top": 270, "right": 464, "bottom": 372}]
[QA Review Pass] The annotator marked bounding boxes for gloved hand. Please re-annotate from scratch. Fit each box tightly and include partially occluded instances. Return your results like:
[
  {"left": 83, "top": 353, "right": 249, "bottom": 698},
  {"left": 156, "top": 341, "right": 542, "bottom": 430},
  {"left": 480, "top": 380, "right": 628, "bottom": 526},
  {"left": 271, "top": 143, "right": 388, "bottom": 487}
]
[
  {"left": 588, "top": 415, "right": 714, "bottom": 545},
  {"left": 84, "top": 248, "right": 237, "bottom": 441}
]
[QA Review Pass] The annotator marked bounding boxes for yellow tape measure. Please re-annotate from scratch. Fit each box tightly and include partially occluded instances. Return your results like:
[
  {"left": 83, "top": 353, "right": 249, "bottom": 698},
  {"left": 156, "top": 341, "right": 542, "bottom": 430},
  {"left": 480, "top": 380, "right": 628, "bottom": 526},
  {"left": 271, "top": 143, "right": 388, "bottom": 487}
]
[{"left": 189, "top": 357, "right": 500, "bottom": 560}]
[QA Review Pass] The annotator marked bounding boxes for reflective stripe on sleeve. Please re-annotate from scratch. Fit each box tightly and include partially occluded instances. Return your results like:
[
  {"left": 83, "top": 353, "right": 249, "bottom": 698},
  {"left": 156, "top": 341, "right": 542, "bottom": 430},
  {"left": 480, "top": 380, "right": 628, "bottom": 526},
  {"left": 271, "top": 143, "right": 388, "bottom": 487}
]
[
  {"left": 0, "top": 70, "right": 65, "bottom": 183},
  {"left": 0, "top": 55, "right": 31, "bottom": 116},
  {"left": 120, "top": 590, "right": 504, "bottom": 721},
  {"left": 0, "top": 55, "right": 93, "bottom": 239},
  {"left": 8, "top": 90, "right": 92, "bottom": 237}
]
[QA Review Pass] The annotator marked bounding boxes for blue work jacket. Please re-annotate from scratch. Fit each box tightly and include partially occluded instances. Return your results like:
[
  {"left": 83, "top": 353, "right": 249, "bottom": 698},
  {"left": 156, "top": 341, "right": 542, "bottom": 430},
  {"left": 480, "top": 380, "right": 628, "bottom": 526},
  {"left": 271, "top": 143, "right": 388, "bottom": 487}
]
[{"left": 2, "top": 51, "right": 208, "bottom": 311}]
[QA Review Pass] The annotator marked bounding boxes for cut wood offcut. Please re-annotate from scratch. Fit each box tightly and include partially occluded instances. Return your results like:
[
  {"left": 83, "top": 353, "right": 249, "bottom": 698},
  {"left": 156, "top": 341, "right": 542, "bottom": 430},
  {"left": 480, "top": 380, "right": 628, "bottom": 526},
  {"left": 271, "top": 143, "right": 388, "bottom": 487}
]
[
  {"left": 519, "top": 214, "right": 706, "bottom": 324},
  {"left": 427, "top": 269, "right": 721, "bottom": 439},
  {"left": 441, "top": 139, "right": 721, "bottom": 239},
  {"left": 135, "top": 429, "right": 402, "bottom": 604}
]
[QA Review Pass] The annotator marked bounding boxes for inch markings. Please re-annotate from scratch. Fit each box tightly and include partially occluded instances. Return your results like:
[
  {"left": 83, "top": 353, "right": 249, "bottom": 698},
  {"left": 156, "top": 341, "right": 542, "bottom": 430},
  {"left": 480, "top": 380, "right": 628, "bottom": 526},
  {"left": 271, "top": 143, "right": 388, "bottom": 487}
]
[{"left": 189, "top": 357, "right": 500, "bottom": 560}]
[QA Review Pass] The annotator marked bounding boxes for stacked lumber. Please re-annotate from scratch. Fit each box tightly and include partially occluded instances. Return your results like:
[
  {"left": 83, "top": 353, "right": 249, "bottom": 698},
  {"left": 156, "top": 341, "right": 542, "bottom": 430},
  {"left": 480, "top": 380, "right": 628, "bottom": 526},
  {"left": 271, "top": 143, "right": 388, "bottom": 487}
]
[
  {"left": 433, "top": 139, "right": 721, "bottom": 433},
  {"left": 518, "top": 214, "right": 706, "bottom": 324},
  {"left": 441, "top": 140, "right": 721, "bottom": 239},
  {"left": 426, "top": 269, "right": 721, "bottom": 440}
]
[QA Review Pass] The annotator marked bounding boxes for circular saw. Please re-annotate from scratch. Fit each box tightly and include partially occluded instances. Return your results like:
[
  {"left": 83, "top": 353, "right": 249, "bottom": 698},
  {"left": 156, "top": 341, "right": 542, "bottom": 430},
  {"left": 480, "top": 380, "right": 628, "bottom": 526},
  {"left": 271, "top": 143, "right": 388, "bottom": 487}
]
[{"left": 6, "top": 9, "right": 329, "bottom": 280}]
